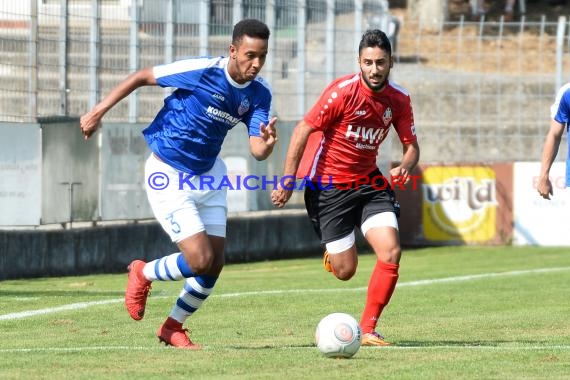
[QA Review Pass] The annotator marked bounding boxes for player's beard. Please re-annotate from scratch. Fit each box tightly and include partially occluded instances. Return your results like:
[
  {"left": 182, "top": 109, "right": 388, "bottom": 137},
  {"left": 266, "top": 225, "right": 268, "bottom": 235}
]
[{"left": 362, "top": 71, "right": 390, "bottom": 92}]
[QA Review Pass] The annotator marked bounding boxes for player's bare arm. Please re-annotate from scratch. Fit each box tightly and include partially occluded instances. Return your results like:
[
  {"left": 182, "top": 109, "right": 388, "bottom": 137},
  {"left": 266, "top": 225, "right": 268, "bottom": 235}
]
[
  {"left": 80, "top": 68, "right": 157, "bottom": 140},
  {"left": 389, "top": 141, "right": 420, "bottom": 185},
  {"left": 249, "top": 116, "right": 278, "bottom": 160},
  {"left": 537, "top": 119, "right": 565, "bottom": 199},
  {"left": 271, "top": 120, "right": 314, "bottom": 208}
]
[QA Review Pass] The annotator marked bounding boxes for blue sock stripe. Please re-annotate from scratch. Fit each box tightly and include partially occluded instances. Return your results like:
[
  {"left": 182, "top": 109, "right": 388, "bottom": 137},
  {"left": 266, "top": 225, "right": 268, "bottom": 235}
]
[
  {"left": 183, "top": 282, "right": 209, "bottom": 300},
  {"left": 154, "top": 258, "right": 164, "bottom": 281},
  {"left": 163, "top": 259, "right": 175, "bottom": 281},
  {"left": 176, "top": 298, "right": 197, "bottom": 314},
  {"left": 176, "top": 254, "right": 195, "bottom": 278},
  {"left": 195, "top": 274, "right": 218, "bottom": 288}
]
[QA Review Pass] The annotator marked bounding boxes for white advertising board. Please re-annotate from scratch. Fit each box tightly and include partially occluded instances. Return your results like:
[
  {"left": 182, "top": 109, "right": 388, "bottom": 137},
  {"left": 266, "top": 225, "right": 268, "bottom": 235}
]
[
  {"left": 0, "top": 124, "right": 41, "bottom": 225},
  {"left": 224, "top": 156, "right": 249, "bottom": 213},
  {"left": 100, "top": 124, "right": 153, "bottom": 220},
  {"left": 513, "top": 162, "right": 570, "bottom": 246}
]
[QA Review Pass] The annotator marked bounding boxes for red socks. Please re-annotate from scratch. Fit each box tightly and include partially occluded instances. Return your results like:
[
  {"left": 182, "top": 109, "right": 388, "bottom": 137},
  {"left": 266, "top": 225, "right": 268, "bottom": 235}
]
[
  {"left": 164, "top": 316, "right": 183, "bottom": 329},
  {"left": 360, "top": 260, "right": 399, "bottom": 334}
]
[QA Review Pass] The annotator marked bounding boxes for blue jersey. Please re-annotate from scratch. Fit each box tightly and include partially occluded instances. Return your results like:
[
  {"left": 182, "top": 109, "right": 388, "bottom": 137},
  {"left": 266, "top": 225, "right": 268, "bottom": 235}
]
[
  {"left": 550, "top": 83, "right": 570, "bottom": 186},
  {"left": 143, "top": 56, "right": 272, "bottom": 174}
]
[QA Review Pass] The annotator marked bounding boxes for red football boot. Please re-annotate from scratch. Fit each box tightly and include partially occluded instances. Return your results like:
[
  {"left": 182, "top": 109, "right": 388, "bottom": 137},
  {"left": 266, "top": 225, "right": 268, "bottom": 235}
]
[{"left": 124, "top": 260, "right": 152, "bottom": 321}]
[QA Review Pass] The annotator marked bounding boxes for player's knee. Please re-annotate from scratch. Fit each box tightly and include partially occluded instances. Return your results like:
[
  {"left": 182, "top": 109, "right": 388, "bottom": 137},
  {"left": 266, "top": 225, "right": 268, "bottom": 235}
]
[
  {"left": 382, "top": 246, "right": 401, "bottom": 264},
  {"left": 207, "top": 254, "right": 225, "bottom": 276},
  {"left": 187, "top": 251, "right": 215, "bottom": 274},
  {"left": 334, "top": 265, "right": 356, "bottom": 281}
]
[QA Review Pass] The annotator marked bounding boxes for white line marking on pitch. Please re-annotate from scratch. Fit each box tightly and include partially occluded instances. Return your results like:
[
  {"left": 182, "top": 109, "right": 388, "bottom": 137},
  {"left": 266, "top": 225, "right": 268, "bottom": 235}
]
[
  {"left": 1, "top": 345, "right": 570, "bottom": 354},
  {"left": 0, "top": 299, "right": 124, "bottom": 321},
  {"left": 1, "top": 266, "right": 569, "bottom": 321}
]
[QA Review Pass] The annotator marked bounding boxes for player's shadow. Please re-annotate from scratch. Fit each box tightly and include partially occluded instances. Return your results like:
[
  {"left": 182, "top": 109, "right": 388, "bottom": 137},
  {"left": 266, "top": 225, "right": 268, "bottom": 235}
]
[
  {"left": 226, "top": 340, "right": 532, "bottom": 350},
  {"left": 228, "top": 343, "right": 316, "bottom": 350},
  {"left": 393, "top": 340, "right": 530, "bottom": 347}
]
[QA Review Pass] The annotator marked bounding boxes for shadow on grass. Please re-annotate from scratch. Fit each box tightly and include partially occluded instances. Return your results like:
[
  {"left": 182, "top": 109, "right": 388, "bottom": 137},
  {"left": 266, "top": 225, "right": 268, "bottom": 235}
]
[
  {"left": 218, "top": 340, "right": 539, "bottom": 351},
  {"left": 227, "top": 343, "right": 316, "bottom": 350},
  {"left": 393, "top": 340, "right": 535, "bottom": 347}
]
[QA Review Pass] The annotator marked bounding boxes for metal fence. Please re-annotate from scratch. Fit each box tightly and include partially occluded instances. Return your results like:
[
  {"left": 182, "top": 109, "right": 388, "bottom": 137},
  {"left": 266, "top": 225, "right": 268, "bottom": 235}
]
[
  {"left": 0, "top": 1, "right": 569, "bottom": 165},
  {"left": 394, "top": 14, "right": 570, "bottom": 163}
]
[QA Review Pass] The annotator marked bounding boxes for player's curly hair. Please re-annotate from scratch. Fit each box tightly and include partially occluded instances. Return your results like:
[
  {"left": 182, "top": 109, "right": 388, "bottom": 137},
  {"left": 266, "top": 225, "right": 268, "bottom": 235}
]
[
  {"left": 232, "top": 19, "right": 270, "bottom": 45},
  {"left": 359, "top": 29, "right": 392, "bottom": 57}
]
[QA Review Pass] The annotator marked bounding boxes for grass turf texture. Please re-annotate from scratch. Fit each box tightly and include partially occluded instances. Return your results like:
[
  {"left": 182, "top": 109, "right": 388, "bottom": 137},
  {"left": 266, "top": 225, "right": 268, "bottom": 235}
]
[{"left": 1, "top": 245, "right": 569, "bottom": 379}]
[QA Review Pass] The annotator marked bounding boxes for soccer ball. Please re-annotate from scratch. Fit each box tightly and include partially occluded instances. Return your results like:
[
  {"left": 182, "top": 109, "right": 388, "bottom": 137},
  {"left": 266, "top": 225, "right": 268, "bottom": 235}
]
[{"left": 315, "top": 312, "right": 362, "bottom": 358}]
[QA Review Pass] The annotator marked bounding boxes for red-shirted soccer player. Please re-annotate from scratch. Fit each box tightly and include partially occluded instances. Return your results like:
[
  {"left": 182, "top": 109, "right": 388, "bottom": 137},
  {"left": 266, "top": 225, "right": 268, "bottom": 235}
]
[{"left": 272, "top": 29, "right": 419, "bottom": 346}]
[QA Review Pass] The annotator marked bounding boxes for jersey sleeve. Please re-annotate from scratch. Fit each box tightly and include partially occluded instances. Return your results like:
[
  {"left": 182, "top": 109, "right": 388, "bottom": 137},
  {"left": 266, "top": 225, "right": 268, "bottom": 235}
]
[
  {"left": 243, "top": 80, "right": 272, "bottom": 137},
  {"left": 392, "top": 93, "right": 417, "bottom": 145},
  {"left": 303, "top": 80, "right": 344, "bottom": 132},
  {"left": 296, "top": 131, "right": 324, "bottom": 178},
  {"left": 153, "top": 58, "right": 213, "bottom": 90},
  {"left": 551, "top": 84, "right": 570, "bottom": 125}
]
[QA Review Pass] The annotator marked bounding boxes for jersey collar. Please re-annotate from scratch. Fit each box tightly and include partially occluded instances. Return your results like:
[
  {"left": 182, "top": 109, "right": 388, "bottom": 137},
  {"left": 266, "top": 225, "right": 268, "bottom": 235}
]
[{"left": 223, "top": 57, "right": 252, "bottom": 89}]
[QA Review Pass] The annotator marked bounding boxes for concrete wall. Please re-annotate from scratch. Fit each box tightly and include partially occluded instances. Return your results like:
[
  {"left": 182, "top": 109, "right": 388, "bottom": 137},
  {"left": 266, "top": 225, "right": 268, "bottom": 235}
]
[
  {"left": 407, "top": 0, "right": 447, "bottom": 31},
  {"left": 0, "top": 209, "right": 354, "bottom": 280},
  {"left": 41, "top": 117, "right": 99, "bottom": 224}
]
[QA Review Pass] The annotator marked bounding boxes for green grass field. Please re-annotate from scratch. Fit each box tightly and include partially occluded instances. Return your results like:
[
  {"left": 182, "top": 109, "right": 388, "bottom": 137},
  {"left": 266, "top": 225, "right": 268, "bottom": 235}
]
[{"left": 1, "top": 246, "right": 570, "bottom": 379}]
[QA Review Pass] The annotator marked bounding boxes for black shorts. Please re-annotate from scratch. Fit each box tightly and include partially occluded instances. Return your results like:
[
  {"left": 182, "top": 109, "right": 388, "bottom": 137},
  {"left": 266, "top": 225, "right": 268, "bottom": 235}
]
[{"left": 304, "top": 168, "right": 400, "bottom": 244}]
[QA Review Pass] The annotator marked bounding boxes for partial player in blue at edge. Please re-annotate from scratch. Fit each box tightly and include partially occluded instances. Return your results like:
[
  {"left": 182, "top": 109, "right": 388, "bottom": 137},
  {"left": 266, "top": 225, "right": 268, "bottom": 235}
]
[{"left": 537, "top": 82, "right": 570, "bottom": 199}]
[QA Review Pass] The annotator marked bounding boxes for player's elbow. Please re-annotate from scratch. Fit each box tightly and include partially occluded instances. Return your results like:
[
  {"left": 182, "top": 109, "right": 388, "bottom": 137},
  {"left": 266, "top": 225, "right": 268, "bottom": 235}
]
[
  {"left": 249, "top": 140, "right": 273, "bottom": 161},
  {"left": 251, "top": 149, "right": 271, "bottom": 161}
]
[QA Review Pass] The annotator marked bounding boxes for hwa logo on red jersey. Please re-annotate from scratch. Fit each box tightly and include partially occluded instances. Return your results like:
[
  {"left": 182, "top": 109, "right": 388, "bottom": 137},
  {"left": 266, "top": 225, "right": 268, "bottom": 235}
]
[{"left": 345, "top": 125, "right": 389, "bottom": 145}]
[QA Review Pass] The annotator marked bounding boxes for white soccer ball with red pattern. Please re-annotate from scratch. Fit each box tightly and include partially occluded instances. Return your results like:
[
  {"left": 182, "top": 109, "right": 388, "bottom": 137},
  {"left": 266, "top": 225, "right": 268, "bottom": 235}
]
[{"left": 315, "top": 312, "right": 362, "bottom": 358}]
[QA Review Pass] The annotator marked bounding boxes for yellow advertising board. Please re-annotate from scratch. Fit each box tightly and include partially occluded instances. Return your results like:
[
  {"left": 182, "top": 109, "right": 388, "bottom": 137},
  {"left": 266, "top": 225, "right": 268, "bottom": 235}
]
[{"left": 422, "top": 166, "right": 497, "bottom": 242}]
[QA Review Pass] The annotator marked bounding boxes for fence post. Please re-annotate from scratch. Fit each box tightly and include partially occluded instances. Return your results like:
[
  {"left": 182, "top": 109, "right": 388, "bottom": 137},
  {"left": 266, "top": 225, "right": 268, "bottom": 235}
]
[
  {"left": 164, "top": 0, "right": 174, "bottom": 99},
  {"left": 296, "top": 0, "right": 306, "bottom": 118},
  {"left": 29, "top": 0, "right": 38, "bottom": 121},
  {"left": 555, "top": 16, "right": 566, "bottom": 92},
  {"left": 129, "top": 0, "right": 140, "bottom": 122},
  {"left": 265, "top": 0, "right": 275, "bottom": 86},
  {"left": 199, "top": 0, "right": 209, "bottom": 57},
  {"left": 58, "top": 0, "right": 69, "bottom": 116},
  {"left": 325, "top": 0, "right": 335, "bottom": 84},
  {"left": 165, "top": 0, "right": 174, "bottom": 63},
  {"left": 89, "top": 0, "right": 101, "bottom": 110},
  {"left": 519, "top": 0, "right": 526, "bottom": 14},
  {"left": 354, "top": 0, "right": 362, "bottom": 73},
  {"left": 408, "top": 0, "right": 447, "bottom": 30},
  {"left": 233, "top": 0, "right": 243, "bottom": 26}
]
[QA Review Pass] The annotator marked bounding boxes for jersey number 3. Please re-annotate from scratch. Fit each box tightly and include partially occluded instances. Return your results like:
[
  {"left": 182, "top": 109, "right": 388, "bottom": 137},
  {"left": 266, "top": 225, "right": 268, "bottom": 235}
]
[{"left": 166, "top": 214, "right": 181, "bottom": 234}]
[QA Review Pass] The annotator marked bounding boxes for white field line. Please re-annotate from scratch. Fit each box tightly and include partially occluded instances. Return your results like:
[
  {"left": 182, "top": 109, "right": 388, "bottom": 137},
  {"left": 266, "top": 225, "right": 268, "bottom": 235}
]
[
  {"left": 1, "top": 345, "right": 570, "bottom": 354},
  {"left": 1, "top": 266, "right": 570, "bottom": 322},
  {"left": 0, "top": 298, "right": 124, "bottom": 321}
]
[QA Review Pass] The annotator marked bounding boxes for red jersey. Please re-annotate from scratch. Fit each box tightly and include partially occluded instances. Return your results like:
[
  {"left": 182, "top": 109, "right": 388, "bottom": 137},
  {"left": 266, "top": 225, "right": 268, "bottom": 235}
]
[{"left": 297, "top": 74, "right": 417, "bottom": 183}]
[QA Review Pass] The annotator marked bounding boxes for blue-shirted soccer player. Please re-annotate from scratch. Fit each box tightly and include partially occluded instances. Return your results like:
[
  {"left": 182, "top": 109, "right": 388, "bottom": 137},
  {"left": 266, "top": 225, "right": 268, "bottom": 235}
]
[
  {"left": 538, "top": 82, "right": 570, "bottom": 199},
  {"left": 80, "top": 19, "right": 278, "bottom": 349}
]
